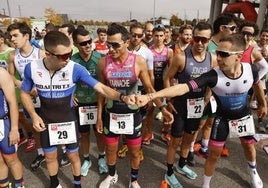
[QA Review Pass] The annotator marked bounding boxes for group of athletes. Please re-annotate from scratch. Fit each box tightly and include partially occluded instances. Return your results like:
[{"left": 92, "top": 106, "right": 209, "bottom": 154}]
[{"left": 0, "top": 12, "right": 268, "bottom": 188}]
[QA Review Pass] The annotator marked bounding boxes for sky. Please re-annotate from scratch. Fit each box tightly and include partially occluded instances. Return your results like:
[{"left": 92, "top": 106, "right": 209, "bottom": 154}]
[{"left": 0, "top": 0, "right": 212, "bottom": 22}]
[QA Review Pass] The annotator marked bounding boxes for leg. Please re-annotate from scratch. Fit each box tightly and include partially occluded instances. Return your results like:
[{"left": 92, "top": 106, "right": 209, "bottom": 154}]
[
  {"left": 204, "top": 145, "right": 222, "bottom": 176},
  {"left": 127, "top": 137, "right": 142, "bottom": 187},
  {"left": 142, "top": 106, "right": 154, "bottom": 145},
  {"left": 99, "top": 136, "right": 119, "bottom": 188},
  {"left": 240, "top": 137, "right": 263, "bottom": 188},
  {"left": 0, "top": 153, "right": 9, "bottom": 187},
  {"left": 45, "top": 149, "right": 61, "bottom": 188},
  {"left": 94, "top": 131, "right": 108, "bottom": 174},
  {"left": 45, "top": 149, "right": 58, "bottom": 176},
  {"left": 3, "top": 153, "right": 23, "bottom": 180}
]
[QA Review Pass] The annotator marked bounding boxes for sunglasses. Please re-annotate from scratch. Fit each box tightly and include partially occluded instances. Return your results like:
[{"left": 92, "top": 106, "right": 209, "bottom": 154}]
[
  {"left": 215, "top": 50, "right": 243, "bottom": 57},
  {"left": 154, "top": 24, "right": 165, "bottom": 29},
  {"left": 193, "top": 36, "right": 210, "bottom": 44},
  {"left": 78, "top": 39, "right": 92, "bottom": 46},
  {"left": 46, "top": 49, "right": 73, "bottom": 61},
  {"left": 107, "top": 41, "right": 124, "bottom": 49},
  {"left": 223, "top": 25, "right": 237, "bottom": 32},
  {"left": 241, "top": 31, "right": 254, "bottom": 37},
  {"left": 131, "top": 33, "right": 143, "bottom": 38}
]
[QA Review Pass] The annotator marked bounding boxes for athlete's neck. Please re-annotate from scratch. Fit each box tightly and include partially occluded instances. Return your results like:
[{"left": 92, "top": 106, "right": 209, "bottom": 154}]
[
  {"left": 153, "top": 44, "right": 165, "bottom": 52},
  {"left": 225, "top": 63, "right": 242, "bottom": 78},
  {"left": 79, "top": 51, "right": 92, "bottom": 62},
  {"left": 177, "top": 40, "right": 189, "bottom": 51},
  {"left": 191, "top": 48, "right": 206, "bottom": 62},
  {"left": 112, "top": 52, "right": 129, "bottom": 64},
  {"left": 20, "top": 43, "right": 34, "bottom": 56},
  {"left": 0, "top": 43, "right": 8, "bottom": 53},
  {"left": 128, "top": 44, "right": 141, "bottom": 52}
]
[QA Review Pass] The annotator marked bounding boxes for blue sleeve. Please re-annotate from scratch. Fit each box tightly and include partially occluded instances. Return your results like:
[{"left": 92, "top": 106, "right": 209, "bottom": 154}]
[
  {"left": 21, "top": 63, "right": 34, "bottom": 92},
  {"left": 73, "top": 63, "right": 99, "bottom": 88}
]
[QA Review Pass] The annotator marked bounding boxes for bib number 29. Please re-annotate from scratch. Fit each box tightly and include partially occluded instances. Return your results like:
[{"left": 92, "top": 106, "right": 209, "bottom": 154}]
[{"left": 58, "top": 130, "right": 68, "bottom": 139}]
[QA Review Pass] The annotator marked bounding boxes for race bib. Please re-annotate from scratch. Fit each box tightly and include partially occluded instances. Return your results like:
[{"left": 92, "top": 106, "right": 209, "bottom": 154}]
[
  {"left": 109, "top": 113, "right": 134, "bottom": 135},
  {"left": 0, "top": 120, "right": 4, "bottom": 141},
  {"left": 33, "top": 96, "right": 41, "bottom": 108},
  {"left": 78, "top": 106, "right": 97, "bottom": 125},
  {"left": 229, "top": 115, "right": 255, "bottom": 138},
  {"left": 48, "top": 121, "right": 77, "bottom": 145},
  {"left": 187, "top": 97, "right": 205, "bottom": 118}
]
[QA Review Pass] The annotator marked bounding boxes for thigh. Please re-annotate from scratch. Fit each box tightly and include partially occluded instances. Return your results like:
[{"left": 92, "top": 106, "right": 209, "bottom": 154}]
[
  {"left": 210, "top": 116, "right": 229, "bottom": 142},
  {"left": 171, "top": 114, "right": 185, "bottom": 138}
]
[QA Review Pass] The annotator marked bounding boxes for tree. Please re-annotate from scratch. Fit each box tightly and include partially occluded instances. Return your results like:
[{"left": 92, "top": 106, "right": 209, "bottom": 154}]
[
  {"left": 170, "top": 14, "right": 183, "bottom": 26},
  {"left": 2, "top": 19, "right": 11, "bottom": 26},
  {"left": 44, "top": 8, "right": 63, "bottom": 26},
  {"left": 19, "top": 17, "right": 31, "bottom": 27}
]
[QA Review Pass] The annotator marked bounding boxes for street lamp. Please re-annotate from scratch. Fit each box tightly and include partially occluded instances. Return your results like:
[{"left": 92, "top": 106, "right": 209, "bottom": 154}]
[
  {"left": 6, "top": 0, "right": 11, "bottom": 17},
  {"left": 153, "top": 0, "right": 156, "bottom": 25}
]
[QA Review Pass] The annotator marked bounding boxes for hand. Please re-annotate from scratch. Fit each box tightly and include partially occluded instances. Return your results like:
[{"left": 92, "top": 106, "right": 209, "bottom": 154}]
[
  {"left": 162, "top": 108, "right": 174, "bottom": 124},
  {"left": 96, "top": 118, "right": 104, "bottom": 134},
  {"left": 73, "top": 96, "right": 79, "bottom": 107},
  {"left": 9, "top": 129, "right": 19, "bottom": 146},
  {"left": 32, "top": 114, "right": 46, "bottom": 132},
  {"left": 136, "top": 94, "right": 149, "bottom": 107},
  {"left": 257, "top": 105, "right": 267, "bottom": 119},
  {"left": 30, "top": 87, "right": 38, "bottom": 97},
  {"left": 123, "top": 94, "right": 136, "bottom": 105}
]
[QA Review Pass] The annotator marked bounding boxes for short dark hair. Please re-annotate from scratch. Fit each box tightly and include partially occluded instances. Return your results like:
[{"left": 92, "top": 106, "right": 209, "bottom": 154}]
[
  {"left": 179, "top": 24, "right": 193, "bottom": 34},
  {"left": 107, "top": 23, "right": 129, "bottom": 41},
  {"left": 44, "top": 31, "right": 70, "bottom": 52},
  {"left": 260, "top": 27, "right": 268, "bottom": 35},
  {"left": 72, "top": 28, "right": 90, "bottom": 43},
  {"left": 193, "top": 22, "right": 212, "bottom": 36},
  {"left": 239, "top": 21, "right": 259, "bottom": 36},
  {"left": 219, "top": 33, "right": 246, "bottom": 51},
  {"left": 60, "top": 23, "right": 75, "bottom": 35},
  {"left": 213, "top": 14, "right": 237, "bottom": 34},
  {"left": 45, "top": 23, "right": 56, "bottom": 32},
  {"left": 129, "top": 22, "right": 144, "bottom": 33},
  {"left": 7, "top": 22, "right": 32, "bottom": 40},
  {"left": 97, "top": 28, "right": 107, "bottom": 35}
]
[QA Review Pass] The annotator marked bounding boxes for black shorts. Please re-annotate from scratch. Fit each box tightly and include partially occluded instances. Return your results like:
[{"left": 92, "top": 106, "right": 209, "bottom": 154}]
[
  {"left": 171, "top": 112, "right": 201, "bottom": 137},
  {"left": 102, "top": 110, "right": 142, "bottom": 139},
  {"left": 210, "top": 116, "right": 254, "bottom": 142},
  {"left": 40, "top": 120, "right": 79, "bottom": 151}
]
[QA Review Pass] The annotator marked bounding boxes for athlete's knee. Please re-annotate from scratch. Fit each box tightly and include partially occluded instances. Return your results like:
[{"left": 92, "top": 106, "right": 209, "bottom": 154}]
[
  {"left": 68, "top": 151, "right": 80, "bottom": 163},
  {"left": 2, "top": 153, "right": 19, "bottom": 165},
  {"left": 208, "top": 140, "right": 225, "bottom": 160},
  {"left": 169, "top": 136, "right": 181, "bottom": 149},
  {"left": 44, "top": 151, "right": 57, "bottom": 164}
]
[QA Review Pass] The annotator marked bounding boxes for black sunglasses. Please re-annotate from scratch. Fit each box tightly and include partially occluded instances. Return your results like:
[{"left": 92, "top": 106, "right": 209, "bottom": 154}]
[
  {"left": 78, "top": 39, "right": 92, "bottom": 46},
  {"left": 107, "top": 41, "right": 124, "bottom": 49},
  {"left": 241, "top": 31, "right": 254, "bottom": 37},
  {"left": 46, "top": 49, "right": 73, "bottom": 61},
  {"left": 193, "top": 36, "right": 210, "bottom": 44},
  {"left": 131, "top": 33, "right": 143, "bottom": 38},
  {"left": 215, "top": 50, "right": 243, "bottom": 58},
  {"left": 223, "top": 25, "right": 237, "bottom": 32}
]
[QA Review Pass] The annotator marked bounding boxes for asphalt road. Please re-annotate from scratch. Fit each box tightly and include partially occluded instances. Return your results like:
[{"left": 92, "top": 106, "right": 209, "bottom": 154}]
[{"left": 15, "top": 111, "right": 268, "bottom": 188}]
